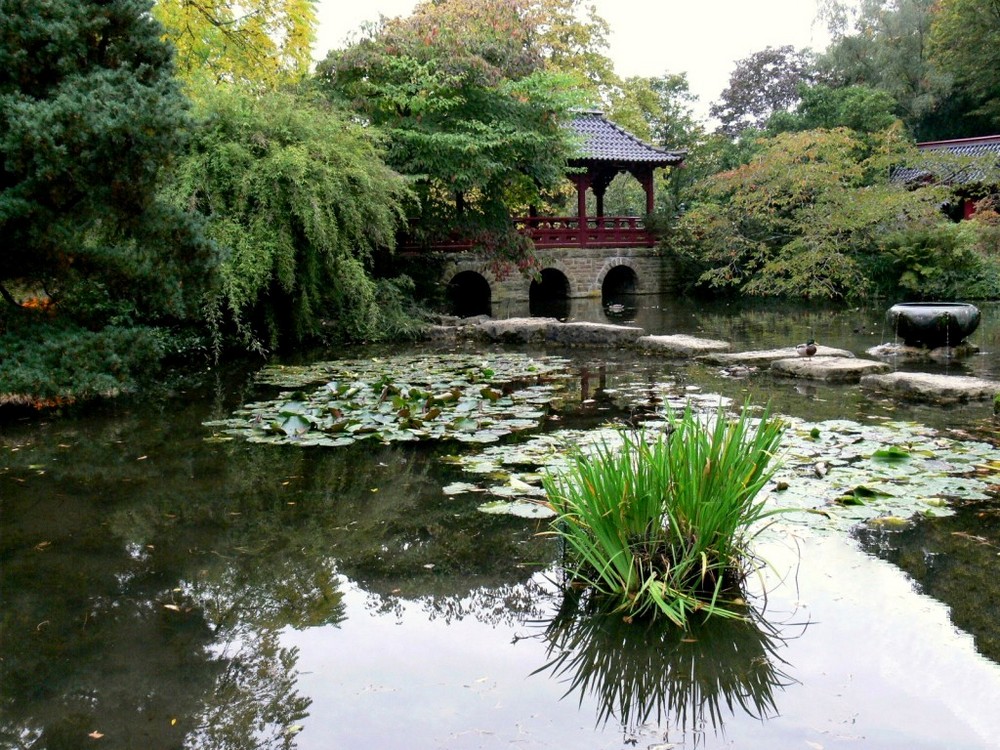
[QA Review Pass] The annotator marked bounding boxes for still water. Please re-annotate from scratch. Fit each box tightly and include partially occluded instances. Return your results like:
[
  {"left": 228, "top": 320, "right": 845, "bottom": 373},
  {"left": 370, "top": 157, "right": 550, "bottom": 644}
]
[{"left": 2, "top": 296, "right": 999, "bottom": 749}]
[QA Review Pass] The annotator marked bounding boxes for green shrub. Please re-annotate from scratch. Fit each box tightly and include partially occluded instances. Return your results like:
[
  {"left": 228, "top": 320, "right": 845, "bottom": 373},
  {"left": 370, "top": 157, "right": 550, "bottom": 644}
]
[
  {"left": 543, "top": 403, "right": 784, "bottom": 626},
  {"left": 876, "top": 222, "right": 1000, "bottom": 300},
  {"left": 0, "top": 317, "right": 165, "bottom": 406}
]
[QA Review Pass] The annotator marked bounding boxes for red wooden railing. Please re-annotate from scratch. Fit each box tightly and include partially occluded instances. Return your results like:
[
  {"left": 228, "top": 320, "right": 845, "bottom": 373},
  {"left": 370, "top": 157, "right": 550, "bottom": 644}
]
[{"left": 398, "top": 215, "right": 655, "bottom": 252}]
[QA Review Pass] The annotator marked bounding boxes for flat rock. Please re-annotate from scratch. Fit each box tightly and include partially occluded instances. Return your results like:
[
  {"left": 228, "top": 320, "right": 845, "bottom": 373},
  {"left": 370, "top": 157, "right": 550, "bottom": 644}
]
[
  {"left": 421, "top": 324, "right": 459, "bottom": 341},
  {"left": 701, "top": 345, "right": 855, "bottom": 366},
  {"left": 860, "top": 371, "right": 1000, "bottom": 404},
  {"left": 474, "top": 317, "right": 559, "bottom": 343},
  {"left": 867, "top": 342, "right": 980, "bottom": 362},
  {"left": 546, "top": 321, "right": 645, "bottom": 346},
  {"left": 636, "top": 334, "right": 730, "bottom": 356},
  {"left": 771, "top": 356, "right": 891, "bottom": 382}
]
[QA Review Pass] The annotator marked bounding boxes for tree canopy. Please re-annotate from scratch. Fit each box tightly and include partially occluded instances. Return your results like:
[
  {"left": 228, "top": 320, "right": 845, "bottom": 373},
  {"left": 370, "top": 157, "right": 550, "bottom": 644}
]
[
  {"left": 319, "top": 0, "right": 587, "bottom": 274},
  {"left": 929, "top": 0, "right": 1000, "bottom": 130},
  {"left": 162, "top": 86, "right": 414, "bottom": 351},
  {"left": 815, "top": 0, "right": 997, "bottom": 139},
  {"left": 0, "top": 0, "right": 213, "bottom": 318},
  {"left": 152, "top": 0, "right": 316, "bottom": 90},
  {"left": 709, "top": 46, "right": 816, "bottom": 137},
  {"left": 766, "top": 83, "right": 900, "bottom": 135},
  {"left": 674, "top": 127, "right": 951, "bottom": 300}
]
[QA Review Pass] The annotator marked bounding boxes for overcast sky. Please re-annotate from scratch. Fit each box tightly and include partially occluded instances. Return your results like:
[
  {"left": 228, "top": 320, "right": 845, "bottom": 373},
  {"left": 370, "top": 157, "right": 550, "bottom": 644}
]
[{"left": 313, "top": 0, "right": 839, "bottom": 117}]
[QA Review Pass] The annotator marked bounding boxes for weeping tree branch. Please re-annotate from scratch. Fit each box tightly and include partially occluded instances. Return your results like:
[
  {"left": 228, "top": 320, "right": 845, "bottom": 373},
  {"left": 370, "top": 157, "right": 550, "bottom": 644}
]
[{"left": 0, "top": 282, "right": 21, "bottom": 308}]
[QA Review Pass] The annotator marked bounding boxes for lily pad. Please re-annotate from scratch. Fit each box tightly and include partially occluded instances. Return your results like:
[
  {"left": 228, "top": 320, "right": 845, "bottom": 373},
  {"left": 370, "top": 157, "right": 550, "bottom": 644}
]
[
  {"left": 207, "top": 353, "right": 574, "bottom": 448},
  {"left": 478, "top": 500, "right": 556, "bottom": 519}
]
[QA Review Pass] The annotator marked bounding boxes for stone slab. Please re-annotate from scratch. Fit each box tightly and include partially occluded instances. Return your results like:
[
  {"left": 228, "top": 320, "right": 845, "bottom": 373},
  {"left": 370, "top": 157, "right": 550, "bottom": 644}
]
[
  {"left": 701, "top": 345, "right": 855, "bottom": 366},
  {"left": 545, "top": 321, "right": 646, "bottom": 346},
  {"left": 474, "top": 317, "right": 560, "bottom": 343},
  {"left": 771, "top": 356, "right": 891, "bottom": 383},
  {"left": 867, "top": 342, "right": 980, "bottom": 362},
  {"left": 636, "top": 334, "right": 731, "bottom": 357},
  {"left": 860, "top": 371, "right": 1000, "bottom": 404}
]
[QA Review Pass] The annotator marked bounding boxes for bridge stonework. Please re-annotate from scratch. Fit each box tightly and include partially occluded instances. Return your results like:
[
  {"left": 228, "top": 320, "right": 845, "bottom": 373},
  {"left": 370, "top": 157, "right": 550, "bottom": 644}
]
[{"left": 436, "top": 246, "right": 675, "bottom": 302}]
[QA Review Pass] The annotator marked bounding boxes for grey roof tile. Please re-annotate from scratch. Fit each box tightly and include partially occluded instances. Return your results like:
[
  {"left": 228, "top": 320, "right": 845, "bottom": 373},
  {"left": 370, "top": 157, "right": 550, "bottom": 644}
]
[
  {"left": 568, "top": 110, "right": 685, "bottom": 165},
  {"left": 893, "top": 135, "right": 1000, "bottom": 185}
]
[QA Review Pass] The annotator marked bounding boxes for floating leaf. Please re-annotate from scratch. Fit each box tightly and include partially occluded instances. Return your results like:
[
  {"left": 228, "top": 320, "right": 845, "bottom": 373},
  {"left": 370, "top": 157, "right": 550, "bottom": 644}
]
[
  {"left": 478, "top": 500, "right": 556, "bottom": 518},
  {"left": 872, "top": 445, "right": 910, "bottom": 461},
  {"left": 442, "top": 482, "right": 483, "bottom": 495}
]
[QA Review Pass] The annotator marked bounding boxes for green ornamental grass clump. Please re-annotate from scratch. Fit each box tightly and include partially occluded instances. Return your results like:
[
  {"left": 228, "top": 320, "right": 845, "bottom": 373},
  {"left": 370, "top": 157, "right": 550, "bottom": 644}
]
[{"left": 543, "top": 402, "right": 784, "bottom": 627}]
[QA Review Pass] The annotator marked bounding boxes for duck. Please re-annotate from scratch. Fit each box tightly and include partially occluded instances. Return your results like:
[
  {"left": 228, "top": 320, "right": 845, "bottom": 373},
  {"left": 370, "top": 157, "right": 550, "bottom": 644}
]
[{"left": 796, "top": 339, "right": 818, "bottom": 357}]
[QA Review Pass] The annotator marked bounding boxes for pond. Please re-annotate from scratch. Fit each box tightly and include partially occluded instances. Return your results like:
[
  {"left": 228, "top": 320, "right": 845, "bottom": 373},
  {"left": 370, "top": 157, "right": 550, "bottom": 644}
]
[{"left": 2, "top": 296, "right": 999, "bottom": 750}]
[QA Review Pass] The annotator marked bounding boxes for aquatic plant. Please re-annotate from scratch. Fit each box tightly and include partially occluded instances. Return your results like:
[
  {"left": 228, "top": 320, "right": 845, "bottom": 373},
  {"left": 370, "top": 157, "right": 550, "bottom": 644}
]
[
  {"left": 204, "top": 353, "right": 572, "bottom": 446},
  {"left": 542, "top": 403, "right": 785, "bottom": 626}
]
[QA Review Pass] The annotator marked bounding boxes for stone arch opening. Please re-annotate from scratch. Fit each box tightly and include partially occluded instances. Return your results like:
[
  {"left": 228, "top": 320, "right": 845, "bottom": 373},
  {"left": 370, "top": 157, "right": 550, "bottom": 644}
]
[
  {"left": 529, "top": 268, "right": 571, "bottom": 319},
  {"left": 602, "top": 264, "right": 638, "bottom": 297},
  {"left": 446, "top": 270, "right": 491, "bottom": 318},
  {"left": 601, "top": 264, "right": 639, "bottom": 321}
]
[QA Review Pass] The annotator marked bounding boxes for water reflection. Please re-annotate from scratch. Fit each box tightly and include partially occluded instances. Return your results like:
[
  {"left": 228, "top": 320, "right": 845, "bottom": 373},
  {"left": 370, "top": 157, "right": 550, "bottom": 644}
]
[
  {"left": 528, "top": 588, "right": 795, "bottom": 743},
  {"left": 855, "top": 497, "right": 1000, "bottom": 666},
  {"left": 3, "top": 296, "right": 1000, "bottom": 749}
]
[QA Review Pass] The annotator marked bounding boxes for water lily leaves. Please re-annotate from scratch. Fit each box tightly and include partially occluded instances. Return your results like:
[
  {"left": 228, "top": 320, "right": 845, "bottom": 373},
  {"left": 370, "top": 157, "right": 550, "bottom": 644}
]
[
  {"left": 837, "top": 485, "right": 894, "bottom": 505},
  {"left": 442, "top": 482, "right": 484, "bottom": 495},
  {"left": 872, "top": 445, "right": 911, "bottom": 462},
  {"left": 449, "top": 395, "right": 999, "bottom": 525},
  {"left": 478, "top": 499, "right": 556, "bottom": 519},
  {"left": 206, "top": 354, "right": 573, "bottom": 448}
]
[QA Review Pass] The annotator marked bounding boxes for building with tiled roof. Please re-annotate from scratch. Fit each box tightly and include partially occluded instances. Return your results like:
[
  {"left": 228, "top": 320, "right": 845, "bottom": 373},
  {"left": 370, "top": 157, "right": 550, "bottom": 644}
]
[
  {"left": 563, "top": 110, "right": 686, "bottom": 224},
  {"left": 894, "top": 135, "right": 1000, "bottom": 218},
  {"left": 568, "top": 109, "right": 686, "bottom": 165}
]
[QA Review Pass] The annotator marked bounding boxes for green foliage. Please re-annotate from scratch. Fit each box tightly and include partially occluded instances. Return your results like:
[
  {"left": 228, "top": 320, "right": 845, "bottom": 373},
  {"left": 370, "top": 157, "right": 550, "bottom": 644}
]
[
  {"left": 525, "top": 0, "right": 617, "bottom": 96},
  {"left": 766, "top": 84, "right": 900, "bottom": 135},
  {"left": 543, "top": 403, "right": 785, "bottom": 626},
  {"left": 0, "top": 0, "right": 210, "bottom": 310},
  {"left": 162, "top": 85, "right": 413, "bottom": 351},
  {"left": 0, "top": 0, "right": 219, "bottom": 406},
  {"left": 875, "top": 221, "right": 1000, "bottom": 300},
  {"left": 816, "top": 0, "right": 989, "bottom": 139},
  {"left": 674, "top": 127, "right": 949, "bottom": 300},
  {"left": 608, "top": 72, "right": 702, "bottom": 150},
  {"left": 153, "top": 0, "right": 316, "bottom": 90},
  {"left": 319, "top": 0, "right": 587, "bottom": 274},
  {"left": 930, "top": 0, "right": 1000, "bottom": 132},
  {"left": 0, "top": 316, "right": 164, "bottom": 404}
]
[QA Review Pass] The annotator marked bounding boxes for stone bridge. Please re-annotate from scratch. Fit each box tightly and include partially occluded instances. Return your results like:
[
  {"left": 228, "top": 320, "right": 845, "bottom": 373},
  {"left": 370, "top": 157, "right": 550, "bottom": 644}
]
[{"left": 438, "top": 246, "right": 675, "bottom": 317}]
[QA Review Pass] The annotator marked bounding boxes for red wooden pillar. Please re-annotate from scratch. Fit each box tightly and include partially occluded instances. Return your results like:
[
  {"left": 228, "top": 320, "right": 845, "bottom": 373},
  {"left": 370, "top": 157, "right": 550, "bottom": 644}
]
[
  {"left": 640, "top": 169, "right": 655, "bottom": 216},
  {"left": 573, "top": 173, "right": 591, "bottom": 246}
]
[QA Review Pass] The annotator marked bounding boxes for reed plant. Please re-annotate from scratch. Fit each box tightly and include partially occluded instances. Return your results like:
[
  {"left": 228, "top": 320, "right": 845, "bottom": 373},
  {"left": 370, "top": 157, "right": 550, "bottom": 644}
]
[{"left": 543, "top": 402, "right": 784, "bottom": 626}]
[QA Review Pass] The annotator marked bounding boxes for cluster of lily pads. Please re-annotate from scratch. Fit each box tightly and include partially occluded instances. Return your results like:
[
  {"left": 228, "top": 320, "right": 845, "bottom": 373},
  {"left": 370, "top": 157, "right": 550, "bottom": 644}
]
[
  {"left": 204, "top": 353, "right": 574, "bottom": 447},
  {"left": 441, "top": 383, "right": 1000, "bottom": 532},
  {"left": 206, "top": 353, "right": 1000, "bottom": 534}
]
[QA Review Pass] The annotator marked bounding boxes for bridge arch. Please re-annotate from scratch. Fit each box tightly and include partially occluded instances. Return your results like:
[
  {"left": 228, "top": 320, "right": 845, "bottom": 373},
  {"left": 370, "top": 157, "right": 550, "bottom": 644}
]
[
  {"left": 529, "top": 266, "right": 572, "bottom": 319},
  {"left": 597, "top": 258, "right": 641, "bottom": 300},
  {"left": 446, "top": 268, "right": 492, "bottom": 318}
]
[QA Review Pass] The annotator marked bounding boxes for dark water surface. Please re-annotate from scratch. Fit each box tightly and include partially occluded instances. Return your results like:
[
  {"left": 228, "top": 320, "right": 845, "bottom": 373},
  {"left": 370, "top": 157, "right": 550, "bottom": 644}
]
[{"left": 2, "top": 297, "right": 1000, "bottom": 749}]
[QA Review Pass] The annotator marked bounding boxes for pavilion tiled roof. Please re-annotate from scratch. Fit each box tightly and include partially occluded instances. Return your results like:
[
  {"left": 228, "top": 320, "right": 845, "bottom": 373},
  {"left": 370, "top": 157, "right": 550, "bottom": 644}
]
[
  {"left": 894, "top": 135, "right": 1000, "bottom": 185},
  {"left": 568, "top": 110, "right": 685, "bottom": 165},
  {"left": 919, "top": 134, "right": 1000, "bottom": 158}
]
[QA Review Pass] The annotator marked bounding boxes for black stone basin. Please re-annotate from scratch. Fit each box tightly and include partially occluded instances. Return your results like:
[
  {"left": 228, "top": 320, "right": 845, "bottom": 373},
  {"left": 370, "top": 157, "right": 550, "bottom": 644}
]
[{"left": 887, "top": 302, "right": 981, "bottom": 348}]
